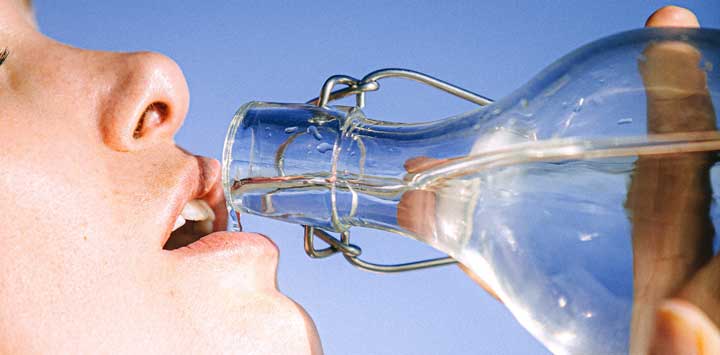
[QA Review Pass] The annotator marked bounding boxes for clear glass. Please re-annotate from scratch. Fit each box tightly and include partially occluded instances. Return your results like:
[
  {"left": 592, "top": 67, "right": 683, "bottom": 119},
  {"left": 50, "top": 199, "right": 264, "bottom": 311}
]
[{"left": 223, "top": 28, "right": 720, "bottom": 355}]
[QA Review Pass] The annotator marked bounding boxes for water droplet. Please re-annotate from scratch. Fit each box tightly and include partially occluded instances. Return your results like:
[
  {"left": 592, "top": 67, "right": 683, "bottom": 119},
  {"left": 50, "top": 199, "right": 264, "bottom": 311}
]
[
  {"left": 284, "top": 126, "right": 298, "bottom": 134},
  {"left": 316, "top": 142, "right": 333, "bottom": 153},
  {"left": 267, "top": 132, "right": 273, "bottom": 137},
  {"left": 350, "top": 151, "right": 356, "bottom": 157},
  {"left": 558, "top": 297, "right": 567, "bottom": 308},
  {"left": 520, "top": 98, "right": 529, "bottom": 108},
  {"left": 307, "top": 126, "right": 323, "bottom": 140},
  {"left": 572, "top": 97, "right": 585, "bottom": 113},
  {"left": 617, "top": 117, "right": 633, "bottom": 125},
  {"left": 264, "top": 126, "right": 271, "bottom": 131},
  {"left": 579, "top": 232, "right": 599, "bottom": 242}
]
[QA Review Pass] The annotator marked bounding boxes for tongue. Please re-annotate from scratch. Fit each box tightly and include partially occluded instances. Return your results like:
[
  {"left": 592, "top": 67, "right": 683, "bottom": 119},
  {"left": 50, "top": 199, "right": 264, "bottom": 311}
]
[{"left": 164, "top": 220, "right": 213, "bottom": 250}]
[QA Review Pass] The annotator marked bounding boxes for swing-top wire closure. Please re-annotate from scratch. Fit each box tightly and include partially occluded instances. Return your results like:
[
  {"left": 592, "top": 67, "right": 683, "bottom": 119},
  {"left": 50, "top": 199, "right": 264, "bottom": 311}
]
[{"left": 300, "top": 68, "right": 493, "bottom": 273}]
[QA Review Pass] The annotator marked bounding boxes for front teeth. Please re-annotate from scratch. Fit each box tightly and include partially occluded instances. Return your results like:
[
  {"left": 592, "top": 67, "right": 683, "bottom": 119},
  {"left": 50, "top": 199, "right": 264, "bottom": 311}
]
[
  {"left": 182, "top": 199, "right": 215, "bottom": 221},
  {"left": 173, "top": 215, "right": 186, "bottom": 231},
  {"left": 172, "top": 199, "right": 216, "bottom": 232}
]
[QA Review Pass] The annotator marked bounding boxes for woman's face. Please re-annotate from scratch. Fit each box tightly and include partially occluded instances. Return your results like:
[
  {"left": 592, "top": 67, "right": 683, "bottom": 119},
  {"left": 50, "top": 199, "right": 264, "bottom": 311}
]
[{"left": 0, "top": 1, "right": 320, "bottom": 353}]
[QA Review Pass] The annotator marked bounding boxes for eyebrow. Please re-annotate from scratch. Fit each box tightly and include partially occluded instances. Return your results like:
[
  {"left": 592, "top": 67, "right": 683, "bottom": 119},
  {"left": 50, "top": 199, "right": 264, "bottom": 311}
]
[{"left": 0, "top": 48, "right": 8, "bottom": 66}]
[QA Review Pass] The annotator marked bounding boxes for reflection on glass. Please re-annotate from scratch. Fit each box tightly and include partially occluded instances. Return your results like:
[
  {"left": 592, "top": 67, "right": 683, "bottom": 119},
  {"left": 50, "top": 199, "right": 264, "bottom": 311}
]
[{"left": 223, "top": 28, "right": 720, "bottom": 354}]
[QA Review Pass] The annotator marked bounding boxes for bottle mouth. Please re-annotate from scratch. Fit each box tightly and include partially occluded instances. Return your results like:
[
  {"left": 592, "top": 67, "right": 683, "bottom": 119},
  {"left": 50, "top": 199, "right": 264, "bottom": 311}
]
[
  {"left": 221, "top": 102, "right": 353, "bottom": 228},
  {"left": 222, "top": 101, "right": 256, "bottom": 211}
]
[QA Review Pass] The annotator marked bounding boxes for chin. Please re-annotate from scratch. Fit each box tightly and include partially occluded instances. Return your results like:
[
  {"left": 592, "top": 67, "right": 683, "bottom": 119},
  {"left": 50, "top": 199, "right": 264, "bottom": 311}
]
[{"left": 183, "top": 290, "right": 323, "bottom": 355}]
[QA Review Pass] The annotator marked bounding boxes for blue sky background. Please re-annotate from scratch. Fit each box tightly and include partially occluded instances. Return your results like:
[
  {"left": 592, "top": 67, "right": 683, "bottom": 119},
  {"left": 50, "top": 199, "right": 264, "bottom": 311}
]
[{"left": 35, "top": 1, "right": 720, "bottom": 354}]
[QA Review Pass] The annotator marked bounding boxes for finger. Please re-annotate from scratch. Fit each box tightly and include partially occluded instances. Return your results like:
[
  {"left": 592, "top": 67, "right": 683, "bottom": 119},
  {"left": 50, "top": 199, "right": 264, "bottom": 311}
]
[
  {"left": 628, "top": 6, "right": 716, "bottom": 353},
  {"left": 649, "top": 299, "right": 720, "bottom": 355},
  {"left": 627, "top": 152, "right": 715, "bottom": 354},
  {"left": 400, "top": 156, "right": 502, "bottom": 301},
  {"left": 643, "top": 8, "right": 720, "bottom": 328},
  {"left": 397, "top": 189, "right": 437, "bottom": 238},
  {"left": 641, "top": 6, "right": 709, "bottom": 108},
  {"left": 645, "top": 6, "right": 700, "bottom": 28},
  {"left": 399, "top": 156, "right": 443, "bottom": 237},
  {"left": 403, "top": 156, "right": 448, "bottom": 174},
  {"left": 677, "top": 255, "right": 720, "bottom": 327},
  {"left": 458, "top": 263, "right": 501, "bottom": 302}
]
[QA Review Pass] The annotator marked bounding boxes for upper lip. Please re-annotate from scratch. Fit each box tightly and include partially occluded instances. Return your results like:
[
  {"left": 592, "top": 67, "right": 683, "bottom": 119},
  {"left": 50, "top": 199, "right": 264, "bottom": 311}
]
[{"left": 160, "top": 155, "right": 228, "bottom": 250}]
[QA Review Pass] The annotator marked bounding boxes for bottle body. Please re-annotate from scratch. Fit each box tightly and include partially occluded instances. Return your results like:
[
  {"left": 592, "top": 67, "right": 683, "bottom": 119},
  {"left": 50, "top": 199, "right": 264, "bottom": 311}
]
[
  {"left": 224, "top": 28, "right": 720, "bottom": 354},
  {"left": 225, "top": 102, "right": 646, "bottom": 354}
]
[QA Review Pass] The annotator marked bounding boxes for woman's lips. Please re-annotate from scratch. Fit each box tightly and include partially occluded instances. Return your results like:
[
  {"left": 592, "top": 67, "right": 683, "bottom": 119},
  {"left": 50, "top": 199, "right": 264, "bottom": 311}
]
[
  {"left": 153, "top": 155, "right": 280, "bottom": 292},
  {"left": 161, "top": 156, "right": 226, "bottom": 250},
  {"left": 171, "top": 231, "right": 278, "bottom": 261},
  {"left": 161, "top": 155, "right": 277, "bottom": 263},
  {"left": 168, "top": 231, "right": 280, "bottom": 293}
]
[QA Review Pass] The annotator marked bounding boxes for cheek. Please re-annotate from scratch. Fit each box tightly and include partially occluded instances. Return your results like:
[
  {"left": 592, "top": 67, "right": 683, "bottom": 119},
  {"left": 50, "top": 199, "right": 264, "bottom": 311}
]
[
  {"left": 0, "top": 168, "right": 122, "bottom": 351},
  {"left": 0, "top": 125, "right": 114, "bottom": 246},
  {"left": 0, "top": 121, "right": 137, "bottom": 349}
]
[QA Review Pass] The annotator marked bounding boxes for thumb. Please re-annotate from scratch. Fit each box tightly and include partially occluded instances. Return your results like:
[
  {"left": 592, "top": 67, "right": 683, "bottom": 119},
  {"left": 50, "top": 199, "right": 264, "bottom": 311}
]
[
  {"left": 645, "top": 5, "right": 700, "bottom": 27},
  {"left": 641, "top": 6, "right": 703, "bottom": 99},
  {"left": 649, "top": 299, "right": 720, "bottom": 355},
  {"left": 639, "top": 6, "right": 713, "bottom": 132}
]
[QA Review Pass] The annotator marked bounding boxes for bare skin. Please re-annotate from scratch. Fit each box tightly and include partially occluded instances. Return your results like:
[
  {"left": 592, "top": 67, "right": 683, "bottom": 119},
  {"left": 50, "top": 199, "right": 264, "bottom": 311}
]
[
  {"left": 0, "top": 0, "right": 321, "bottom": 353},
  {"left": 628, "top": 6, "right": 718, "bottom": 354},
  {"left": 2, "top": 1, "right": 715, "bottom": 354}
]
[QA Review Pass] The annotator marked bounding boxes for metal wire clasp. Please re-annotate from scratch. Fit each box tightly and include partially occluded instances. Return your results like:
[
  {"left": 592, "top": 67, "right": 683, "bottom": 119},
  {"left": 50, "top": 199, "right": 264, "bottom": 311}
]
[
  {"left": 307, "top": 68, "right": 492, "bottom": 108},
  {"left": 300, "top": 68, "right": 492, "bottom": 273}
]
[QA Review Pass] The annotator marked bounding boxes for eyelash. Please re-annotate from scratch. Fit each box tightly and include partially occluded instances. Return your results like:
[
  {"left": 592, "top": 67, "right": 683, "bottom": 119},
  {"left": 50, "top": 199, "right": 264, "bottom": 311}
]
[{"left": 0, "top": 48, "right": 8, "bottom": 65}]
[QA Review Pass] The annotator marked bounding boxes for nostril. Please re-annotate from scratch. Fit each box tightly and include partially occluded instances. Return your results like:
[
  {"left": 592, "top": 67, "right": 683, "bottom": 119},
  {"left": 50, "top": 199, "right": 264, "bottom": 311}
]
[
  {"left": 133, "top": 102, "right": 169, "bottom": 139},
  {"left": 101, "top": 51, "right": 189, "bottom": 152}
]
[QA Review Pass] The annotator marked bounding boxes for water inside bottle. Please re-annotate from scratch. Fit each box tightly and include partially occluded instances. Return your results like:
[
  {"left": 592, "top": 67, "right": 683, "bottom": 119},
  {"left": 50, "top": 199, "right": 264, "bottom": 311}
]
[{"left": 227, "top": 130, "right": 720, "bottom": 354}]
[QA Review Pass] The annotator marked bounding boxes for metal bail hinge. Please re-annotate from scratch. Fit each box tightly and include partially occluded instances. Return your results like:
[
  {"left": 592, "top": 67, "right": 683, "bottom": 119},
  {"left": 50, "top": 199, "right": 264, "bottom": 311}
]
[
  {"left": 304, "top": 225, "right": 458, "bottom": 273},
  {"left": 300, "top": 68, "right": 493, "bottom": 273},
  {"left": 307, "top": 68, "right": 493, "bottom": 108}
]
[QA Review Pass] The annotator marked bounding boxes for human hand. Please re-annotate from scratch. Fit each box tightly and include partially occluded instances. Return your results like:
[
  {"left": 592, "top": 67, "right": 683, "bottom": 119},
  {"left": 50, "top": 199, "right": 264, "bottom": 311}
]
[
  {"left": 625, "top": 6, "right": 720, "bottom": 355},
  {"left": 396, "top": 5, "right": 720, "bottom": 354},
  {"left": 398, "top": 157, "right": 501, "bottom": 301}
]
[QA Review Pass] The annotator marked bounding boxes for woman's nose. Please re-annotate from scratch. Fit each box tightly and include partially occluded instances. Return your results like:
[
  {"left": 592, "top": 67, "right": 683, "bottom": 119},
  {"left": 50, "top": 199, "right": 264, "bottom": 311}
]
[{"left": 100, "top": 51, "right": 190, "bottom": 152}]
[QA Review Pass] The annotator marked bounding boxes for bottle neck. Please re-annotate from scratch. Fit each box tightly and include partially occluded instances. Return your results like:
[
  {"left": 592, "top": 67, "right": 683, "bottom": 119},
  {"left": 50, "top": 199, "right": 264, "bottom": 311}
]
[
  {"left": 330, "top": 108, "right": 487, "bottom": 236},
  {"left": 223, "top": 102, "right": 497, "bottom": 246}
]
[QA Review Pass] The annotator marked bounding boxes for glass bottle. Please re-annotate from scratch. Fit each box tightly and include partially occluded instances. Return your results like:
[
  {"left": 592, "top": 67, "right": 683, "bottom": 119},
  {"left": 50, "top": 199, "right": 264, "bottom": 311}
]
[{"left": 223, "top": 28, "right": 720, "bottom": 354}]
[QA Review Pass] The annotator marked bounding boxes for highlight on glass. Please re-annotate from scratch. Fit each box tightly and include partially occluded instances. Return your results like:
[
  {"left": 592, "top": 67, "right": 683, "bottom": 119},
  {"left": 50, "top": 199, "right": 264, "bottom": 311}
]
[{"left": 223, "top": 28, "right": 720, "bottom": 354}]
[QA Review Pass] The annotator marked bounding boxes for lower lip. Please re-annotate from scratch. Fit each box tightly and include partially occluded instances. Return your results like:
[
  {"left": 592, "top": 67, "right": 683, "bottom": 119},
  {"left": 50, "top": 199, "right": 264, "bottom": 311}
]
[{"left": 170, "top": 231, "right": 279, "bottom": 260}]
